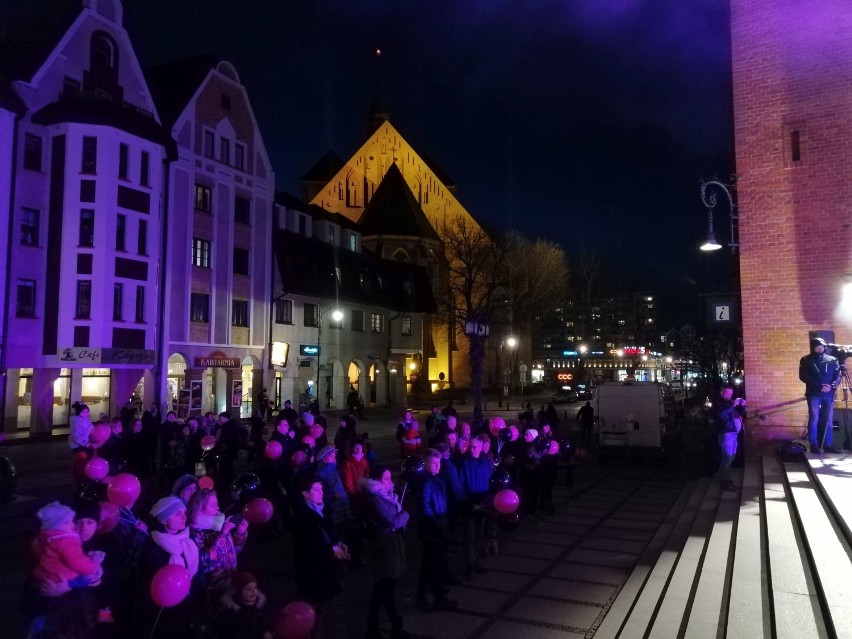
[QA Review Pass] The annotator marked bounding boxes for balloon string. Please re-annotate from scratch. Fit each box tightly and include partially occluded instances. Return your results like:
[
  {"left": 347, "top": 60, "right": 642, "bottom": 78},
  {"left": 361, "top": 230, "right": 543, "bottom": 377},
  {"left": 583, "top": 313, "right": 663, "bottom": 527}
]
[
  {"left": 148, "top": 606, "right": 163, "bottom": 639},
  {"left": 119, "top": 507, "right": 138, "bottom": 524}
]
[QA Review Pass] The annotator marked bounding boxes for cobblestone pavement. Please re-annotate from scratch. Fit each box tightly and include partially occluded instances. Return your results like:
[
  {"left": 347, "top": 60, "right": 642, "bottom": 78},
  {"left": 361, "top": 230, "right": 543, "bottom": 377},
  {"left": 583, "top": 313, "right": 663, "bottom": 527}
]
[{"left": 0, "top": 403, "right": 710, "bottom": 638}]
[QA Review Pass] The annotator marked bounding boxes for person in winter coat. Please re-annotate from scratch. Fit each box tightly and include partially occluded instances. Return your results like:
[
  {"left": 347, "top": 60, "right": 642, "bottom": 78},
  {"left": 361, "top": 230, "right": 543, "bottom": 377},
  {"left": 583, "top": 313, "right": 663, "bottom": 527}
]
[
  {"left": 69, "top": 402, "right": 94, "bottom": 453},
  {"left": 358, "top": 466, "right": 411, "bottom": 639},
  {"left": 187, "top": 489, "right": 248, "bottom": 591},
  {"left": 334, "top": 414, "right": 358, "bottom": 452},
  {"left": 711, "top": 386, "right": 747, "bottom": 491},
  {"left": 395, "top": 411, "right": 420, "bottom": 458},
  {"left": 291, "top": 474, "right": 349, "bottom": 639},
  {"left": 136, "top": 496, "right": 202, "bottom": 638},
  {"left": 209, "top": 571, "right": 272, "bottom": 639},
  {"left": 458, "top": 437, "right": 493, "bottom": 579},
  {"left": 415, "top": 449, "right": 458, "bottom": 612},
  {"left": 315, "top": 446, "right": 353, "bottom": 537},
  {"left": 340, "top": 439, "right": 370, "bottom": 498},
  {"left": 799, "top": 337, "right": 842, "bottom": 453}
]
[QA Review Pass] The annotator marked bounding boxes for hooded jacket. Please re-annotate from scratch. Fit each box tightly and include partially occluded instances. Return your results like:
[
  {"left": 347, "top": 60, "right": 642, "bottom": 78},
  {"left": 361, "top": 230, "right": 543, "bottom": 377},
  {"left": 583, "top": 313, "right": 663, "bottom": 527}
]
[
  {"left": 359, "top": 478, "right": 409, "bottom": 579},
  {"left": 799, "top": 351, "right": 840, "bottom": 397},
  {"left": 31, "top": 529, "right": 100, "bottom": 593}
]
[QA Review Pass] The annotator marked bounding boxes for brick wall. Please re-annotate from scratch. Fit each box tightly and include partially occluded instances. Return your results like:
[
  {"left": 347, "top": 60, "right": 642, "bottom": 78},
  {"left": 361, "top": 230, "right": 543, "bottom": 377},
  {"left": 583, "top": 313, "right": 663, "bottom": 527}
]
[{"left": 731, "top": 0, "right": 852, "bottom": 439}]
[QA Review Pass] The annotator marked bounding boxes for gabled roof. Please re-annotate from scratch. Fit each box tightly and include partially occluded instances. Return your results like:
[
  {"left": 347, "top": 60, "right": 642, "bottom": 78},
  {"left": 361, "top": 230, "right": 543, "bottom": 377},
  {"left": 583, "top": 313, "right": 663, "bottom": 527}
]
[
  {"left": 300, "top": 150, "right": 345, "bottom": 183},
  {"left": 273, "top": 230, "right": 437, "bottom": 314},
  {"left": 275, "top": 192, "right": 360, "bottom": 232},
  {"left": 358, "top": 162, "right": 441, "bottom": 241},
  {"left": 144, "top": 54, "right": 220, "bottom": 128}
]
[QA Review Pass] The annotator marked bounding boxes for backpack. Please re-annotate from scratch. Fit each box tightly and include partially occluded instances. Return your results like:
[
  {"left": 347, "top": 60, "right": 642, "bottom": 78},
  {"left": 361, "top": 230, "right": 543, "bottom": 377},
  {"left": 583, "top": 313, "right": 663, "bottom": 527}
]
[{"left": 779, "top": 440, "right": 807, "bottom": 463}]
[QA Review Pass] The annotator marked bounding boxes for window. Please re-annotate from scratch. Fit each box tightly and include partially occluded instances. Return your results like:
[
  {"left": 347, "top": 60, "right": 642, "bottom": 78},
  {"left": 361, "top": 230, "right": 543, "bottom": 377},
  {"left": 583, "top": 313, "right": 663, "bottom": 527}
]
[
  {"left": 233, "top": 247, "right": 249, "bottom": 275},
  {"left": 79, "top": 209, "right": 95, "bottom": 247},
  {"left": 118, "top": 143, "right": 129, "bottom": 179},
  {"left": 140, "top": 151, "right": 149, "bottom": 186},
  {"left": 194, "top": 184, "right": 212, "bottom": 212},
  {"left": 232, "top": 300, "right": 249, "bottom": 327},
  {"left": 234, "top": 143, "right": 245, "bottom": 170},
  {"left": 791, "top": 129, "right": 801, "bottom": 162},
  {"left": 220, "top": 138, "right": 230, "bottom": 165},
  {"left": 401, "top": 316, "right": 412, "bottom": 336},
  {"left": 113, "top": 283, "right": 123, "bottom": 320},
  {"left": 92, "top": 33, "right": 115, "bottom": 70},
  {"left": 203, "top": 131, "right": 215, "bottom": 159},
  {"left": 304, "top": 303, "right": 319, "bottom": 328},
  {"left": 351, "top": 310, "right": 364, "bottom": 332},
  {"left": 234, "top": 195, "right": 250, "bottom": 224},
  {"left": 76, "top": 281, "right": 92, "bottom": 318},
  {"left": 192, "top": 238, "right": 211, "bottom": 268},
  {"left": 371, "top": 312, "right": 384, "bottom": 334},
  {"left": 135, "top": 286, "right": 145, "bottom": 322},
  {"left": 23, "top": 134, "right": 42, "bottom": 171},
  {"left": 62, "top": 76, "right": 80, "bottom": 98},
  {"left": 190, "top": 293, "right": 210, "bottom": 323},
  {"left": 82, "top": 136, "right": 97, "bottom": 174},
  {"left": 21, "top": 208, "right": 39, "bottom": 246},
  {"left": 16, "top": 279, "right": 36, "bottom": 317},
  {"left": 115, "top": 214, "right": 126, "bottom": 250},
  {"left": 274, "top": 299, "right": 293, "bottom": 324},
  {"left": 137, "top": 219, "right": 147, "bottom": 255},
  {"left": 349, "top": 233, "right": 358, "bottom": 252}
]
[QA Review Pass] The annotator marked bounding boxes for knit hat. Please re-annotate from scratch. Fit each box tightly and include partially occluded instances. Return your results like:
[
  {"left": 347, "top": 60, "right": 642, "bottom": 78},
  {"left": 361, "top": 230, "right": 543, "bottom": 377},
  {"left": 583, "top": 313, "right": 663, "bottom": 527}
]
[
  {"left": 232, "top": 571, "right": 257, "bottom": 594},
  {"left": 37, "top": 501, "right": 76, "bottom": 530},
  {"left": 150, "top": 496, "right": 186, "bottom": 524},
  {"left": 172, "top": 474, "right": 197, "bottom": 497},
  {"left": 73, "top": 499, "right": 101, "bottom": 523},
  {"left": 316, "top": 445, "right": 336, "bottom": 462}
]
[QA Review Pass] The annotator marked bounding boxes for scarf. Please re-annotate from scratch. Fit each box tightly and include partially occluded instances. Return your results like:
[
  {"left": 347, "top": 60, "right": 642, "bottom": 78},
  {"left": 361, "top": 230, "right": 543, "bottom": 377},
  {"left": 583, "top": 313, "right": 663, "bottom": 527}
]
[
  {"left": 191, "top": 512, "right": 226, "bottom": 532},
  {"left": 151, "top": 528, "right": 199, "bottom": 577}
]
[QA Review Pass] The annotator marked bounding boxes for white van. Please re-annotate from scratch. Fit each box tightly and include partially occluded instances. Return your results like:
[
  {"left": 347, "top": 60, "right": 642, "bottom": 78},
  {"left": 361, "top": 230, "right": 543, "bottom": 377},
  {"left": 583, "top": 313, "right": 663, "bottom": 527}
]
[{"left": 594, "top": 381, "right": 679, "bottom": 463}]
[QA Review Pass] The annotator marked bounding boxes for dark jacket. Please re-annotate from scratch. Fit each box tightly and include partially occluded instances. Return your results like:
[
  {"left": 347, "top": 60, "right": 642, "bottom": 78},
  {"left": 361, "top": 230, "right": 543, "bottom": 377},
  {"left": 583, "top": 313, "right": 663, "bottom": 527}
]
[
  {"left": 799, "top": 352, "right": 840, "bottom": 397},
  {"left": 417, "top": 473, "right": 450, "bottom": 540},
  {"left": 360, "top": 478, "right": 409, "bottom": 579},
  {"left": 209, "top": 591, "right": 271, "bottom": 639},
  {"left": 458, "top": 454, "right": 492, "bottom": 506},
  {"left": 291, "top": 500, "right": 343, "bottom": 602},
  {"left": 711, "top": 397, "right": 745, "bottom": 434}
]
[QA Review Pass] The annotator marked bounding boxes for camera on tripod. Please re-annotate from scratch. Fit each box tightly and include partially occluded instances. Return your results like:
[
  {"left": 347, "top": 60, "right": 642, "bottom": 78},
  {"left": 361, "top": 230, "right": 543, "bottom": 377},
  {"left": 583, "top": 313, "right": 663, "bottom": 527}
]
[{"left": 827, "top": 343, "right": 852, "bottom": 360}]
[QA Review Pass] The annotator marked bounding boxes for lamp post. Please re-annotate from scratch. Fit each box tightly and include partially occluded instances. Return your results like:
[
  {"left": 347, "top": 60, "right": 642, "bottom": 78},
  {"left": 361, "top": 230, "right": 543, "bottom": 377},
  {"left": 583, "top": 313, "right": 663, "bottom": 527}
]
[
  {"left": 699, "top": 176, "right": 739, "bottom": 252},
  {"left": 498, "top": 336, "right": 517, "bottom": 408},
  {"left": 316, "top": 306, "right": 343, "bottom": 408}
]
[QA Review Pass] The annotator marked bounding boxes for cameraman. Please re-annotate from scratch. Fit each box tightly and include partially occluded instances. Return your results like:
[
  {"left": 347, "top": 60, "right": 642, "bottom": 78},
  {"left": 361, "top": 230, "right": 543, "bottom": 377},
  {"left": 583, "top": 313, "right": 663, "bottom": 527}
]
[
  {"left": 799, "top": 337, "right": 841, "bottom": 454},
  {"left": 712, "top": 386, "right": 746, "bottom": 491}
]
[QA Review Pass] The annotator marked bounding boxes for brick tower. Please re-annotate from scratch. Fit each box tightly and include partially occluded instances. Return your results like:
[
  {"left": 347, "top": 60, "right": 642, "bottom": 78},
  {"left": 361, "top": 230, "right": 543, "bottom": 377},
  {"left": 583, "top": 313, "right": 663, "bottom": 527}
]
[{"left": 731, "top": 0, "right": 852, "bottom": 439}]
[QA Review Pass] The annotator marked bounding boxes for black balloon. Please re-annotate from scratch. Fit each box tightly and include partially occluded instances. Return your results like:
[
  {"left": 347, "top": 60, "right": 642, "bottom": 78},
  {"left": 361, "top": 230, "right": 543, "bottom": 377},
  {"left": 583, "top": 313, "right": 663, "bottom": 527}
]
[
  {"left": 498, "top": 511, "right": 522, "bottom": 531},
  {"left": 489, "top": 468, "right": 511, "bottom": 492},
  {"left": 108, "top": 458, "right": 128, "bottom": 475},
  {"left": 401, "top": 455, "right": 425, "bottom": 482},
  {"left": 503, "top": 454, "right": 515, "bottom": 467},
  {"left": 78, "top": 480, "right": 108, "bottom": 502},
  {"left": 0, "top": 456, "right": 17, "bottom": 503},
  {"left": 230, "top": 472, "right": 261, "bottom": 501},
  {"left": 534, "top": 437, "right": 549, "bottom": 453},
  {"left": 499, "top": 429, "right": 513, "bottom": 444}
]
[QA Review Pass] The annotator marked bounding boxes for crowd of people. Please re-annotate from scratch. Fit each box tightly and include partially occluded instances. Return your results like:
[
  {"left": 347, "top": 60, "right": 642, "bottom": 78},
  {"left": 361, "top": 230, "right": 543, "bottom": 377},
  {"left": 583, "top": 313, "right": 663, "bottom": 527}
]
[{"left": 27, "top": 397, "right": 574, "bottom": 639}]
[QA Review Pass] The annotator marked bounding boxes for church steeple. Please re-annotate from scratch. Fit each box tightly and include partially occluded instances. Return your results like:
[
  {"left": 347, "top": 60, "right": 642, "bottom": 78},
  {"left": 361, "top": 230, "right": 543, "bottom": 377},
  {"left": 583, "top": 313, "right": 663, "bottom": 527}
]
[{"left": 368, "top": 48, "right": 391, "bottom": 134}]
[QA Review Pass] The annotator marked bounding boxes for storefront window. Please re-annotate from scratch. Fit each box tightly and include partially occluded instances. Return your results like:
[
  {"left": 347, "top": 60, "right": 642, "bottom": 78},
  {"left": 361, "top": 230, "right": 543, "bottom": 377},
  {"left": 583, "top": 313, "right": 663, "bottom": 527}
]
[
  {"left": 240, "top": 364, "right": 253, "bottom": 418},
  {"left": 15, "top": 368, "right": 72, "bottom": 429},
  {"left": 168, "top": 354, "right": 187, "bottom": 414},
  {"left": 82, "top": 368, "right": 111, "bottom": 421}
]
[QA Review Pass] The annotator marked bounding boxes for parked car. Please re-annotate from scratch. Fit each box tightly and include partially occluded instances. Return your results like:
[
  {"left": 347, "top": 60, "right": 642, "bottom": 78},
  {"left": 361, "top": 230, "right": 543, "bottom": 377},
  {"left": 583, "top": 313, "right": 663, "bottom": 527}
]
[
  {"left": 552, "top": 388, "right": 578, "bottom": 403},
  {"left": 576, "top": 384, "right": 593, "bottom": 401}
]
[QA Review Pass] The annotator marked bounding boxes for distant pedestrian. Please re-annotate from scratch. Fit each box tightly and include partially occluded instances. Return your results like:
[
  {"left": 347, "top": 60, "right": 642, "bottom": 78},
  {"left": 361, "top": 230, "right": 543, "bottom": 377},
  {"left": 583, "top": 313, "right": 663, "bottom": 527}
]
[{"left": 576, "top": 401, "right": 593, "bottom": 442}]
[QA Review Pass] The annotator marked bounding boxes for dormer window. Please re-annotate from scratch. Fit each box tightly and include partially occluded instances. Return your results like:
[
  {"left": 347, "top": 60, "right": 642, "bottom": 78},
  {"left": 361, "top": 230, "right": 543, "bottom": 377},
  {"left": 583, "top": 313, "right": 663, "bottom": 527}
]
[{"left": 92, "top": 34, "right": 115, "bottom": 70}]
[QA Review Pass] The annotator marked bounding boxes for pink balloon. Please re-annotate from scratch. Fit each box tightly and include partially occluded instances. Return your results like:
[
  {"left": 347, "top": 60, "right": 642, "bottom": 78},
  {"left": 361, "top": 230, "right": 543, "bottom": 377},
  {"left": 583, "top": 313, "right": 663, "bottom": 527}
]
[
  {"left": 509, "top": 425, "right": 520, "bottom": 442},
  {"left": 290, "top": 450, "right": 308, "bottom": 468},
  {"left": 275, "top": 601, "right": 316, "bottom": 639},
  {"left": 547, "top": 440, "right": 560, "bottom": 455},
  {"left": 107, "top": 473, "right": 141, "bottom": 508},
  {"left": 264, "top": 440, "right": 283, "bottom": 460},
  {"left": 309, "top": 424, "right": 324, "bottom": 440},
  {"left": 84, "top": 457, "right": 110, "bottom": 480},
  {"left": 98, "top": 501, "right": 120, "bottom": 534},
  {"left": 201, "top": 435, "right": 216, "bottom": 451},
  {"left": 197, "top": 476, "right": 215, "bottom": 490},
  {"left": 494, "top": 489, "right": 520, "bottom": 514},
  {"left": 243, "top": 497, "right": 274, "bottom": 525},
  {"left": 91, "top": 424, "right": 111, "bottom": 445},
  {"left": 489, "top": 417, "right": 507, "bottom": 437},
  {"left": 301, "top": 435, "right": 315, "bottom": 448},
  {"left": 150, "top": 564, "right": 191, "bottom": 607}
]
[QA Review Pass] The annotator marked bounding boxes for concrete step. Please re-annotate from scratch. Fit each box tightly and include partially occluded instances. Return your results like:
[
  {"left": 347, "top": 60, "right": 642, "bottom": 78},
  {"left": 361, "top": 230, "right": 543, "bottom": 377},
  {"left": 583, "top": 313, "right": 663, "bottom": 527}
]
[
  {"left": 763, "top": 455, "right": 827, "bottom": 638},
  {"left": 594, "top": 477, "right": 710, "bottom": 639},
  {"left": 784, "top": 461, "right": 852, "bottom": 637}
]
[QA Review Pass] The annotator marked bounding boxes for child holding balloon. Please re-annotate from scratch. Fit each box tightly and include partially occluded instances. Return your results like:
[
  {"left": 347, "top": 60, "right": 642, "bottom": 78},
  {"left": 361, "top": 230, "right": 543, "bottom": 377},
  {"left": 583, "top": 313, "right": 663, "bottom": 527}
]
[{"left": 187, "top": 489, "right": 249, "bottom": 591}]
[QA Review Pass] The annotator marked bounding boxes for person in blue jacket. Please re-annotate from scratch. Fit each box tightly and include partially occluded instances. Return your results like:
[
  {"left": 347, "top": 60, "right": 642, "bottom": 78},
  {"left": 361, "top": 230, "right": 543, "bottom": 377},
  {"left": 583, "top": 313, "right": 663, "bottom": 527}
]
[
  {"left": 458, "top": 436, "right": 492, "bottom": 579},
  {"left": 799, "top": 337, "right": 841, "bottom": 454}
]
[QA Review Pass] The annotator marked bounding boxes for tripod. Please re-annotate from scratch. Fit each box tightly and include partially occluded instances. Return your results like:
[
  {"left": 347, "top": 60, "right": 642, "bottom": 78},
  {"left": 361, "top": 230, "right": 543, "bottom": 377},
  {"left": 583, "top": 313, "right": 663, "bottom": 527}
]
[{"left": 819, "top": 358, "right": 851, "bottom": 451}]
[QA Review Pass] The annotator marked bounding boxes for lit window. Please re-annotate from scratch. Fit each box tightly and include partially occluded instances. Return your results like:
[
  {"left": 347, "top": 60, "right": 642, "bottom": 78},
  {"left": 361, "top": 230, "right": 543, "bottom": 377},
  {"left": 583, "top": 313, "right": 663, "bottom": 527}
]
[
  {"left": 192, "top": 238, "right": 211, "bottom": 268},
  {"left": 194, "top": 184, "right": 212, "bottom": 212},
  {"left": 401, "top": 316, "right": 412, "bottom": 336},
  {"left": 371, "top": 313, "right": 383, "bottom": 333}
]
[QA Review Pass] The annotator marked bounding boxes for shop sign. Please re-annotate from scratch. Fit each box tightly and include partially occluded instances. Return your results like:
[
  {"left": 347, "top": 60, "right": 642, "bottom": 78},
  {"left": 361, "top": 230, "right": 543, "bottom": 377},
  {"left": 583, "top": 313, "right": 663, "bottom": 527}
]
[
  {"left": 562, "top": 350, "right": 578, "bottom": 357},
  {"left": 300, "top": 345, "right": 320, "bottom": 356},
  {"left": 60, "top": 347, "right": 155, "bottom": 365},
  {"left": 194, "top": 356, "right": 241, "bottom": 368}
]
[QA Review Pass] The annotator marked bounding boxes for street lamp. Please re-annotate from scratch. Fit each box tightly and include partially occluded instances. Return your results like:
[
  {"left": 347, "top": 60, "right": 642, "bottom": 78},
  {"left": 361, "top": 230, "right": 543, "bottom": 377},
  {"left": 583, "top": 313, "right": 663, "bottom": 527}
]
[
  {"left": 498, "top": 336, "right": 517, "bottom": 408},
  {"left": 316, "top": 306, "right": 343, "bottom": 407},
  {"left": 699, "top": 176, "right": 739, "bottom": 252}
]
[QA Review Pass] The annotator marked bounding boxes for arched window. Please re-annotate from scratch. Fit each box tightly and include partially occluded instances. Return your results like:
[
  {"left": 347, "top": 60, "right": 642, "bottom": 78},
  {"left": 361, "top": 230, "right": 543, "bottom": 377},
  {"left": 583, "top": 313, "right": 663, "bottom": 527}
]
[
  {"left": 392, "top": 248, "right": 410, "bottom": 263},
  {"left": 91, "top": 32, "right": 117, "bottom": 71}
]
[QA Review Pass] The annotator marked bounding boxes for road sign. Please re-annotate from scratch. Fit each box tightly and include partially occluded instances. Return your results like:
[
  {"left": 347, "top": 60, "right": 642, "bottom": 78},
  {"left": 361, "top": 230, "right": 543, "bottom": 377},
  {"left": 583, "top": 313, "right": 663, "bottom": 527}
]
[{"left": 464, "top": 320, "right": 490, "bottom": 337}]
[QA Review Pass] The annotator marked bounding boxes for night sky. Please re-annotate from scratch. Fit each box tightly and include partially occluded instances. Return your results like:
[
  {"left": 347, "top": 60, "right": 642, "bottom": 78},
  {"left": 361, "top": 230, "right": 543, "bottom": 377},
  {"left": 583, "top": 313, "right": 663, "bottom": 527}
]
[{"left": 43, "top": 1, "right": 742, "bottom": 326}]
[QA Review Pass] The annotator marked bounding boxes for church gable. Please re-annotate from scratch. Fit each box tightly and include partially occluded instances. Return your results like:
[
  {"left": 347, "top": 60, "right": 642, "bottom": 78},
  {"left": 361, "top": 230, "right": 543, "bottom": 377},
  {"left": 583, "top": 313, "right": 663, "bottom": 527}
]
[{"left": 309, "top": 121, "right": 482, "bottom": 238}]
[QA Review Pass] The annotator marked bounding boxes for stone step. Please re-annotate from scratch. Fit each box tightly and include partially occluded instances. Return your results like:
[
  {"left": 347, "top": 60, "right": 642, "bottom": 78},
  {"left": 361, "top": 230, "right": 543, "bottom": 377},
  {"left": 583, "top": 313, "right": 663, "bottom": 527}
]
[
  {"left": 784, "top": 462, "right": 852, "bottom": 637},
  {"left": 594, "top": 477, "right": 709, "bottom": 639},
  {"left": 763, "top": 455, "right": 827, "bottom": 638}
]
